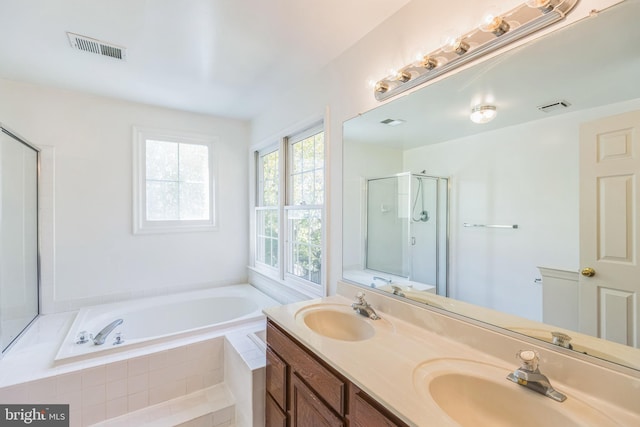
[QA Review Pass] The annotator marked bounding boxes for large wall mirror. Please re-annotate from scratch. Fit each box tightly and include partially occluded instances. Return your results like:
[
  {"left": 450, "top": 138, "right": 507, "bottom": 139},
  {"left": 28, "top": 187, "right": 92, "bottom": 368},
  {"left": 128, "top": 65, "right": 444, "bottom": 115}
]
[{"left": 343, "top": 0, "right": 640, "bottom": 371}]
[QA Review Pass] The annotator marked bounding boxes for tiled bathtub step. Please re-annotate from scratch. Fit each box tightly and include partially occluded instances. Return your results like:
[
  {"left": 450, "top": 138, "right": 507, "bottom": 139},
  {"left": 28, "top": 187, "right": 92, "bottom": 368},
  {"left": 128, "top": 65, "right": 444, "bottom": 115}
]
[{"left": 92, "top": 383, "right": 234, "bottom": 427}]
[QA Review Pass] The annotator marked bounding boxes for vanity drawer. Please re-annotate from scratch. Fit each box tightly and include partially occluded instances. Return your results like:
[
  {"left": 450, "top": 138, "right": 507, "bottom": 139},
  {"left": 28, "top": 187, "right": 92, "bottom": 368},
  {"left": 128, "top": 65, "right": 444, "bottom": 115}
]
[
  {"left": 267, "top": 320, "right": 346, "bottom": 416},
  {"left": 266, "top": 347, "right": 287, "bottom": 410}
]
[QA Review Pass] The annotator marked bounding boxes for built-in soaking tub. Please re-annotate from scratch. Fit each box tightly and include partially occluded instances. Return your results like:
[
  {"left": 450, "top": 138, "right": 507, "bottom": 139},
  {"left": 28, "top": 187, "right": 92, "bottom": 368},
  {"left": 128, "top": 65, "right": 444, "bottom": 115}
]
[
  {"left": 343, "top": 269, "right": 436, "bottom": 292},
  {"left": 55, "top": 284, "right": 279, "bottom": 363}
]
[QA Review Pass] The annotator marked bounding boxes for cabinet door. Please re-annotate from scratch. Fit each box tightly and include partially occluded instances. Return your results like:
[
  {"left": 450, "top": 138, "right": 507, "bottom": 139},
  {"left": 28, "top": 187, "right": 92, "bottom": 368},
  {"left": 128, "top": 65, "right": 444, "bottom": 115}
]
[
  {"left": 350, "top": 385, "right": 407, "bottom": 427},
  {"left": 267, "top": 347, "right": 287, "bottom": 410},
  {"left": 268, "top": 321, "right": 346, "bottom": 415},
  {"left": 291, "top": 374, "right": 344, "bottom": 427},
  {"left": 266, "top": 393, "right": 287, "bottom": 427}
]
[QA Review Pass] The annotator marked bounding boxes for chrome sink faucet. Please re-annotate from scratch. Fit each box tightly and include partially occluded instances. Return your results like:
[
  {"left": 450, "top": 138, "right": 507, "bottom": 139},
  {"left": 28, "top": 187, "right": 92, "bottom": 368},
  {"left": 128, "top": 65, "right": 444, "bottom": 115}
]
[
  {"left": 93, "top": 318, "right": 123, "bottom": 345},
  {"left": 506, "top": 350, "right": 567, "bottom": 402},
  {"left": 352, "top": 292, "right": 380, "bottom": 320}
]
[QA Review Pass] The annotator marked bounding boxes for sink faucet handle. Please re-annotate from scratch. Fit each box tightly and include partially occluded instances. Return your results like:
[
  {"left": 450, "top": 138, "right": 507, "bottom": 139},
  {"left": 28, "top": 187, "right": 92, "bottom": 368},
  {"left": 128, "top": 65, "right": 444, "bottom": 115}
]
[
  {"left": 355, "top": 291, "right": 366, "bottom": 303},
  {"left": 551, "top": 331, "right": 573, "bottom": 349},
  {"left": 391, "top": 285, "right": 405, "bottom": 297},
  {"left": 516, "top": 349, "right": 539, "bottom": 372}
]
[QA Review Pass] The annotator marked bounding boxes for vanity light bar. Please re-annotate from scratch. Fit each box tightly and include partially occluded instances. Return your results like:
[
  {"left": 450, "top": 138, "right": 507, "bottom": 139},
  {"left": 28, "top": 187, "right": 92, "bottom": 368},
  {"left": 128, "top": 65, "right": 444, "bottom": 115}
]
[{"left": 374, "top": 0, "right": 578, "bottom": 101}]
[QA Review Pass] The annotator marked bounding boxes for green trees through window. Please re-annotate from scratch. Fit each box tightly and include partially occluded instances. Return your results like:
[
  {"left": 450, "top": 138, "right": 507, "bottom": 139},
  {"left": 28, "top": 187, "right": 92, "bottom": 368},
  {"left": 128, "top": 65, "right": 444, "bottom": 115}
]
[{"left": 255, "top": 126, "right": 324, "bottom": 291}]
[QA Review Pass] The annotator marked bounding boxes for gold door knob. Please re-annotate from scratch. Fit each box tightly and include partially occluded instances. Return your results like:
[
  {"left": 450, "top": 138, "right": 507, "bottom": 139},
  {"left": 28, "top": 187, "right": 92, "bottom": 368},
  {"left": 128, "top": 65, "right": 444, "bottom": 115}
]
[{"left": 581, "top": 267, "right": 596, "bottom": 277}]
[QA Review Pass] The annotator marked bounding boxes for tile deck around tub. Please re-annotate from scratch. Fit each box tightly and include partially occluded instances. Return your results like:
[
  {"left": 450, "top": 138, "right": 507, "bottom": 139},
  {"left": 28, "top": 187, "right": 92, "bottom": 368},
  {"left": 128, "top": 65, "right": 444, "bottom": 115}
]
[{"left": 91, "top": 383, "right": 235, "bottom": 427}]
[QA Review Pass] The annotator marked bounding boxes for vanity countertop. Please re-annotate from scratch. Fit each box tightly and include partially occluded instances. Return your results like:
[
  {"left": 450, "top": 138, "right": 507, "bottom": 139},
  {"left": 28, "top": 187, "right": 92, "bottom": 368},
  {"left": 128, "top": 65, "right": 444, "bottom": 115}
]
[{"left": 264, "top": 294, "right": 640, "bottom": 426}]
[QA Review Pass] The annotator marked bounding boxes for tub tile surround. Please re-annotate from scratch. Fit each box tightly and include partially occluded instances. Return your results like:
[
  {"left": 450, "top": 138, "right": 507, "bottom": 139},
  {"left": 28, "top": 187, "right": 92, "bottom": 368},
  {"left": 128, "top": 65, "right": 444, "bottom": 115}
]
[
  {"left": 225, "top": 331, "right": 265, "bottom": 427},
  {"left": 0, "top": 335, "right": 226, "bottom": 426},
  {"left": 264, "top": 281, "right": 640, "bottom": 426},
  {"left": 0, "top": 311, "right": 269, "bottom": 426}
]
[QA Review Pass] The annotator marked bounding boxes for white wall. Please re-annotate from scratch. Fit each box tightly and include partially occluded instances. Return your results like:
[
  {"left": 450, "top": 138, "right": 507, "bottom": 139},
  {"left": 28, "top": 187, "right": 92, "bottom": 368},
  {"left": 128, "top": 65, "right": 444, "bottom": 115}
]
[
  {"left": 0, "top": 78, "right": 250, "bottom": 313},
  {"left": 250, "top": 0, "right": 619, "bottom": 296},
  {"left": 342, "top": 141, "right": 403, "bottom": 271},
  {"left": 445, "top": 97, "right": 640, "bottom": 320},
  {"left": 406, "top": 109, "right": 582, "bottom": 320}
]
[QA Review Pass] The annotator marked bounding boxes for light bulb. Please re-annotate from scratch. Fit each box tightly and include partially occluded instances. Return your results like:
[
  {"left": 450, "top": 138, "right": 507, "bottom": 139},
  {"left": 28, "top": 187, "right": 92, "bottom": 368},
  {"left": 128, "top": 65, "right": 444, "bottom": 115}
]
[
  {"left": 470, "top": 105, "right": 497, "bottom": 124},
  {"left": 396, "top": 70, "right": 411, "bottom": 82},
  {"left": 525, "top": 0, "right": 554, "bottom": 12},
  {"left": 374, "top": 81, "right": 389, "bottom": 94},
  {"left": 441, "top": 35, "right": 469, "bottom": 55},
  {"left": 479, "top": 9, "right": 510, "bottom": 36},
  {"left": 421, "top": 56, "right": 438, "bottom": 70},
  {"left": 526, "top": 0, "right": 551, "bottom": 6}
]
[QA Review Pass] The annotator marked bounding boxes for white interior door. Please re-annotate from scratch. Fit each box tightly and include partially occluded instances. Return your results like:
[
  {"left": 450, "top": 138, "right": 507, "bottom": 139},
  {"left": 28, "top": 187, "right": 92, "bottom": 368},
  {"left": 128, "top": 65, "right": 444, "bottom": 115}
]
[{"left": 579, "top": 110, "right": 640, "bottom": 348}]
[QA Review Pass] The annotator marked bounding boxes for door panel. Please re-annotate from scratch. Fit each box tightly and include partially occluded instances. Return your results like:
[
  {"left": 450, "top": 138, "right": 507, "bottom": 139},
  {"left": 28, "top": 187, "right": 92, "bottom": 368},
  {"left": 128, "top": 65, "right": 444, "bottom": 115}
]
[{"left": 579, "top": 110, "right": 640, "bottom": 348}]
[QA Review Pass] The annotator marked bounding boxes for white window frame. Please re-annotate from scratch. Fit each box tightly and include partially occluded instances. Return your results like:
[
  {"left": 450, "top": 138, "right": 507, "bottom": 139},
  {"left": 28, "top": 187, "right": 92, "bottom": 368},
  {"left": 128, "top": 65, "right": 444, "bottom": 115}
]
[
  {"left": 132, "top": 126, "right": 218, "bottom": 235},
  {"left": 255, "top": 146, "right": 280, "bottom": 273},
  {"left": 252, "top": 122, "right": 325, "bottom": 297}
]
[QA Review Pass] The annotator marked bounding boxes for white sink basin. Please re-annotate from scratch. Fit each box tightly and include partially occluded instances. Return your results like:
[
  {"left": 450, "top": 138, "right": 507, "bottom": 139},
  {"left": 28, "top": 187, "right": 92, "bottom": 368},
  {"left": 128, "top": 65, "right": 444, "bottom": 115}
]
[
  {"left": 413, "top": 359, "right": 618, "bottom": 427},
  {"left": 301, "top": 308, "right": 375, "bottom": 341}
]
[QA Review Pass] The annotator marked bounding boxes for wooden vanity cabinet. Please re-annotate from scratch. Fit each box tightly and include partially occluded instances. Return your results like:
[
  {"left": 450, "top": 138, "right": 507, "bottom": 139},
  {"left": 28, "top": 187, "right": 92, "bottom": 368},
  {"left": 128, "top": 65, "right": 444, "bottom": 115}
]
[
  {"left": 266, "top": 319, "right": 408, "bottom": 427},
  {"left": 349, "top": 384, "right": 406, "bottom": 427}
]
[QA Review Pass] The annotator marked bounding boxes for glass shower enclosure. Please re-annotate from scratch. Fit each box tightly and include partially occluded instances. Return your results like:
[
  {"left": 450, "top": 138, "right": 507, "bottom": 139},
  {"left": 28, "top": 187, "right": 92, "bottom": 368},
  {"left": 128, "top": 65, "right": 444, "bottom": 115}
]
[
  {"left": 366, "top": 173, "right": 448, "bottom": 295},
  {"left": 0, "top": 124, "right": 39, "bottom": 355}
]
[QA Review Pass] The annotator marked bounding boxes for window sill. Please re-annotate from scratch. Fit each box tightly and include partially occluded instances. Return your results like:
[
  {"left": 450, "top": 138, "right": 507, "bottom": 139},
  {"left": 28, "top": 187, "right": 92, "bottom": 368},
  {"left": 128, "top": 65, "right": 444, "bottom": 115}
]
[
  {"left": 248, "top": 266, "right": 323, "bottom": 300},
  {"left": 133, "top": 222, "right": 218, "bottom": 235}
]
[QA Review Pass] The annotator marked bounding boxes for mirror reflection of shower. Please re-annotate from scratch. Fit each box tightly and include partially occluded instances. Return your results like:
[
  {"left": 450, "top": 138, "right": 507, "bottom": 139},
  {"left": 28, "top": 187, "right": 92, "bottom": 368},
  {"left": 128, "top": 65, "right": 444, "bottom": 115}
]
[
  {"left": 412, "top": 170, "right": 430, "bottom": 223},
  {"left": 365, "top": 172, "right": 448, "bottom": 296}
]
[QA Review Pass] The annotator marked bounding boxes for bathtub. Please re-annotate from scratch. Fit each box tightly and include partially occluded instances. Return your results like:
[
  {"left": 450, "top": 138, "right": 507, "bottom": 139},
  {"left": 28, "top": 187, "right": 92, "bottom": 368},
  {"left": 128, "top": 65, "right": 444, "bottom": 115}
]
[
  {"left": 342, "top": 269, "right": 436, "bottom": 292},
  {"left": 54, "top": 284, "right": 279, "bottom": 363}
]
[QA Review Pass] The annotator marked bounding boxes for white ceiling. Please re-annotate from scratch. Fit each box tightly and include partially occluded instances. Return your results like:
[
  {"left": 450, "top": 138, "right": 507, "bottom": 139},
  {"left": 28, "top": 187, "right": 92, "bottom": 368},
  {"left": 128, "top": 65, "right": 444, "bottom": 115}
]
[{"left": 0, "top": 0, "right": 410, "bottom": 119}]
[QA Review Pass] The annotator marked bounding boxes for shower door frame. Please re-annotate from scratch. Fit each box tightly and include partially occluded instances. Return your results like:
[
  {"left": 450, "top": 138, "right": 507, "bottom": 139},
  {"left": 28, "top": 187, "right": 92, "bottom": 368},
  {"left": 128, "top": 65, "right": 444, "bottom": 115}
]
[
  {"left": 364, "top": 172, "right": 450, "bottom": 296},
  {"left": 0, "top": 123, "right": 41, "bottom": 356}
]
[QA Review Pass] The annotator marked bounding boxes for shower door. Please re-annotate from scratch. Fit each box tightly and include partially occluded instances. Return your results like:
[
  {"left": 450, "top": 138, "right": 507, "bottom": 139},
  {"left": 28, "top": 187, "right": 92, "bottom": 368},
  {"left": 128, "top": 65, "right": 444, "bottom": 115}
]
[
  {"left": 0, "top": 125, "right": 39, "bottom": 354},
  {"left": 366, "top": 173, "right": 448, "bottom": 295},
  {"left": 366, "top": 175, "right": 409, "bottom": 277}
]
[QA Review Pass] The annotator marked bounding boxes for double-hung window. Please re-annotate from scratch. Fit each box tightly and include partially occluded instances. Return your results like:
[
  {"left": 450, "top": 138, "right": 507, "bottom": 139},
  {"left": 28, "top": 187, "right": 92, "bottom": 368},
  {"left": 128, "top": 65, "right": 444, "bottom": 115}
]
[
  {"left": 255, "top": 124, "right": 325, "bottom": 296},
  {"left": 133, "top": 127, "right": 217, "bottom": 234},
  {"left": 256, "top": 148, "right": 280, "bottom": 270}
]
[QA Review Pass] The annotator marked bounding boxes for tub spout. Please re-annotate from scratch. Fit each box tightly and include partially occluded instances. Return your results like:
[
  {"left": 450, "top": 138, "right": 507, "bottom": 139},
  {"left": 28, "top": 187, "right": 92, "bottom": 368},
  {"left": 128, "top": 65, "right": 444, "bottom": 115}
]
[{"left": 93, "top": 319, "right": 123, "bottom": 345}]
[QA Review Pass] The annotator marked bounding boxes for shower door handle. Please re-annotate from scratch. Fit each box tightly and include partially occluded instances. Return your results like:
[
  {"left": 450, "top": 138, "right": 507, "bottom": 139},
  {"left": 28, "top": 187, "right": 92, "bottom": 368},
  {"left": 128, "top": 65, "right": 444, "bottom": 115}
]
[{"left": 411, "top": 237, "right": 416, "bottom": 246}]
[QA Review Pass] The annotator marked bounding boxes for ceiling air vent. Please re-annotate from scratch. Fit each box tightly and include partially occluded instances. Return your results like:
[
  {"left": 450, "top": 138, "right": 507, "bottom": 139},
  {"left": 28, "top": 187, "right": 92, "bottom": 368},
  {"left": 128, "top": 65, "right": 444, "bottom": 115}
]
[
  {"left": 67, "top": 32, "right": 126, "bottom": 60},
  {"left": 537, "top": 100, "right": 571, "bottom": 113},
  {"left": 380, "top": 118, "right": 405, "bottom": 127}
]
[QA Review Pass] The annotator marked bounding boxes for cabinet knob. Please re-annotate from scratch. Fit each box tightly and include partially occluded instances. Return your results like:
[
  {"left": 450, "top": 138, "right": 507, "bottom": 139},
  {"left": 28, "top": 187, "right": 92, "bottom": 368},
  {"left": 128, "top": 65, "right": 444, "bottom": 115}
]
[{"left": 580, "top": 267, "right": 596, "bottom": 277}]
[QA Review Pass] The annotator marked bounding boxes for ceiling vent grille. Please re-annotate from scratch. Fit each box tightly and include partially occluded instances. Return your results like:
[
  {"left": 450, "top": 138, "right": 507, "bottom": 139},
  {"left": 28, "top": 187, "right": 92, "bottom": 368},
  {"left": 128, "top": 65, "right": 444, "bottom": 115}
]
[
  {"left": 67, "top": 32, "right": 126, "bottom": 60},
  {"left": 537, "top": 100, "right": 571, "bottom": 113}
]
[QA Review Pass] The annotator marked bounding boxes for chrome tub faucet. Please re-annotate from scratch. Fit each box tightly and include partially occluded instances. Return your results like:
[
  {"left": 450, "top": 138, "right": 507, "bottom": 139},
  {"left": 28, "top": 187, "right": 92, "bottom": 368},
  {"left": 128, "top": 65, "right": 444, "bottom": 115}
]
[
  {"left": 93, "top": 318, "right": 123, "bottom": 345},
  {"left": 351, "top": 292, "right": 380, "bottom": 320},
  {"left": 371, "top": 276, "right": 392, "bottom": 287},
  {"left": 506, "top": 350, "right": 567, "bottom": 402}
]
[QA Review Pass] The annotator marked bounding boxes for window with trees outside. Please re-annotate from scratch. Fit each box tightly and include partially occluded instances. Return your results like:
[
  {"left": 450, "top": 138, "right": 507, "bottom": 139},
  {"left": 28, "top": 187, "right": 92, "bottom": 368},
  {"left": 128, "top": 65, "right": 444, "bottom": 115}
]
[
  {"left": 133, "top": 127, "right": 216, "bottom": 234},
  {"left": 255, "top": 124, "right": 324, "bottom": 295}
]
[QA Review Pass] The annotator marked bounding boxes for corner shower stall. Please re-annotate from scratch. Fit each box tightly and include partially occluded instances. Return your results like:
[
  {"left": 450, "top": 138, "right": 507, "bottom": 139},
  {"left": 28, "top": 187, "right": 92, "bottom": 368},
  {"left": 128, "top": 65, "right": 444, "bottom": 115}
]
[
  {"left": 366, "top": 173, "right": 448, "bottom": 295},
  {"left": 0, "top": 124, "right": 39, "bottom": 355}
]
